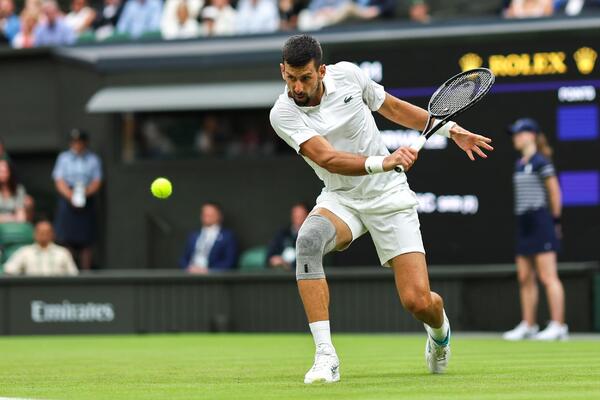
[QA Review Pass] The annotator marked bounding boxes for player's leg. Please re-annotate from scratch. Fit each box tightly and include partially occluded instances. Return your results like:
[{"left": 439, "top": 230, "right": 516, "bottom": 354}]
[
  {"left": 390, "top": 252, "right": 442, "bottom": 327},
  {"left": 297, "top": 208, "right": 352, "bottom": 322},
  {"left": 518, "top": 255, "right": 538, "bottom": 326},
  {"left": 533, "top": 251, "right": 568, "bottom": 340},
  {"left": 504, "top": 256, "right": 540, "bottom": 340},
  {"left": 297, "top": 207, "right": 353, "bottom": 383},
  {"left": 389, "top": 251, "right": 450, "bottom": 374}
]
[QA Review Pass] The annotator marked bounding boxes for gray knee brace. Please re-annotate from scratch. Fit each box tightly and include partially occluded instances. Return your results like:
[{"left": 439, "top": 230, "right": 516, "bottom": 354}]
[{"left": 296, "top": 214, "right": 337, "bottom": 280}]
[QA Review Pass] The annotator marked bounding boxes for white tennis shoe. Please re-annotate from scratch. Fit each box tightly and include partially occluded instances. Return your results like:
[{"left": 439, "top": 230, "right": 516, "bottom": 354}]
[
  {"left": 533, "top": 321, "right": 569, "bottom": 341},
  {"left": 425, "top": 326, "right": 451, "bottom": 374},
  {"left": 503, "top": 321, "right": 539, "bottom": 341},
  {"left": 304, "top": 344, "right": 340, "bottom": 384}
]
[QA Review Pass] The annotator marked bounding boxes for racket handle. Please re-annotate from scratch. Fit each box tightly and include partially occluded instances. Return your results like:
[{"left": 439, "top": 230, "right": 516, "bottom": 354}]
[{"left": 394, "top": 136, "right": 427, "bottom": 173}]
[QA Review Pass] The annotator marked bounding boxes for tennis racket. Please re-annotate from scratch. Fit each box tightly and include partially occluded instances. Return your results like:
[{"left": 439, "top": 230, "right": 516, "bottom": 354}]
[{"left": 395, "top": 68, "right": 495, "bottom": 173}]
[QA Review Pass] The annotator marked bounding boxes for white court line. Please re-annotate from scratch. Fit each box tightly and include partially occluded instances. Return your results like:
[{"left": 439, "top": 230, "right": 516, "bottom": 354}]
[{"left": 0, "top": 397, "right": 44, "bottom": 400}]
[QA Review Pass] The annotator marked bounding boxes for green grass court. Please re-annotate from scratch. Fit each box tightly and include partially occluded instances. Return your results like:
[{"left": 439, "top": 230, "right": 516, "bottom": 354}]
[{"left": 1, "top": 334, "right": 599, "bottom": 399}]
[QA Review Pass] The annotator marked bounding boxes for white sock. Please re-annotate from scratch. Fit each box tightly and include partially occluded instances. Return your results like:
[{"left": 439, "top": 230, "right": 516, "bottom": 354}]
[
  {"left": 425, "top": 310, "right": 449, "bottom": 343},
  {"left": 309, "top": 320, "right": 334, "bottom": 351}
]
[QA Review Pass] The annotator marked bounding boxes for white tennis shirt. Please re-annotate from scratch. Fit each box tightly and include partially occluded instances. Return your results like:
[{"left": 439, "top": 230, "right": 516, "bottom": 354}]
[{"left": 270, "top": 61, "right": 408, "bottom": 199}]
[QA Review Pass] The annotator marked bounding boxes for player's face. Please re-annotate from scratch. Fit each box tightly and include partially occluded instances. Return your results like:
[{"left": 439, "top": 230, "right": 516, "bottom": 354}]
[
  {"left": 281, "top": 61, "right": 325, "bottom": 106},
  {"left": 512, "top": 131, "right": 535, "bottom": 152}
]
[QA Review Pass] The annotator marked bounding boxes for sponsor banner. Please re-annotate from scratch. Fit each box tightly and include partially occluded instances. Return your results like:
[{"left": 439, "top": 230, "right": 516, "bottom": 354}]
[{"left": 7, "top": 285, "right": 134, "bottom": 334}]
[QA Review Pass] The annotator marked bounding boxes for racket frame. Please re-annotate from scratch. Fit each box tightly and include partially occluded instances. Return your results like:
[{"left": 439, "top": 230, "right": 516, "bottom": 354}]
[{"left": 394, "top": 68, "right": 495, "bottom": 173}]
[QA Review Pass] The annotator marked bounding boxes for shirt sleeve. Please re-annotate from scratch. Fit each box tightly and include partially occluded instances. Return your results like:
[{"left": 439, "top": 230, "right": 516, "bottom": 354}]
[
  {"left": 90, "top": 154, "right": 103, "bottom": 181},
  {"left": 52, "top": 153, "right": 67, "bottom": 181},
  {"left": 337, "top": 61, "right": 386, "bottom": 111},
  {"left": 537, "top": 156, "right": 556, "bottom": 179},
  {"left": 61, "top": 248, "right": 79, "bottom": 276},
  {"left": 270, "top": 102, "right": 319, "bottom": 153},
  {"left": 3, "top": 248, "right": 25, "bottom": 275}
]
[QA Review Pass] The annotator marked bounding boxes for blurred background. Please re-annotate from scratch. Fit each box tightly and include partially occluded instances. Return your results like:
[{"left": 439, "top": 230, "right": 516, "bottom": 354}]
[{"left": 0, "top": 0, "right": 598, "bottom": 336}]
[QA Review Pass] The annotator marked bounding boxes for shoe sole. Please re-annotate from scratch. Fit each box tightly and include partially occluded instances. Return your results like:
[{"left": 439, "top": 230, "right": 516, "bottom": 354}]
[{"left": 304, "top": 368, "right": 340, "bottom": 384}]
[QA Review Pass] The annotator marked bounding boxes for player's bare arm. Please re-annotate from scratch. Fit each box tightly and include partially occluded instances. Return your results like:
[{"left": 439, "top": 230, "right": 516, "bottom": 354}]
[
  {"left": 377, "top": 93, "right": 495, "bottom": 160},
  {"left": 299, "top": 135, "right": 418, "bottom": 175}
]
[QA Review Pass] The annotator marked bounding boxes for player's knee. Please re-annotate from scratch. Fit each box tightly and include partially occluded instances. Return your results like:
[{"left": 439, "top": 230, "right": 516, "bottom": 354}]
[
  {"left": 518, "top": 269, "right": 535, "bottom": 286},
  {"left": 538, "top": 272, "right": 559, "bottom": 287},
  {"left": 401, "top": 292, "right": 432, "bottom": 316},
  {"left": 295, "top": 215, "right": 336, "bottom": 281}
]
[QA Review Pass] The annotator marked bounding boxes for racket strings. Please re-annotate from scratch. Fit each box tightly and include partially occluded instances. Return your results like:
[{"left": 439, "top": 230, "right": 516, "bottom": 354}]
[{"left": 429, "top": 70, "right": 494, "bottom": 117}]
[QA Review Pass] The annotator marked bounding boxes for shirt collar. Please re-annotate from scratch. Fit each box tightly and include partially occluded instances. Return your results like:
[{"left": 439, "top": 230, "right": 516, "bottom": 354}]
[
  {"left": 34, "top": 243, "right": 55, "bottom": 251},
  {"left": 69, "top": 149, "right": 89, "bottom": 158}
]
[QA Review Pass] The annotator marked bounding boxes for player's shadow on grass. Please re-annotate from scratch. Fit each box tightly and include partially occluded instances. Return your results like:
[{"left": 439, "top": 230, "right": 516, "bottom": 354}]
[{"left": 347, "top": 371, "right": 436, "bottom": 381}]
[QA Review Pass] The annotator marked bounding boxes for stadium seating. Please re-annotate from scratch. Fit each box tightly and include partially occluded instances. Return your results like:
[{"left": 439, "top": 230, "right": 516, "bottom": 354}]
[
  {"left": 0, "top": 222, "right": 34, "bottom": 272},
  {"left": 238, "top": 246, "right": 268, "bottom": 271}
]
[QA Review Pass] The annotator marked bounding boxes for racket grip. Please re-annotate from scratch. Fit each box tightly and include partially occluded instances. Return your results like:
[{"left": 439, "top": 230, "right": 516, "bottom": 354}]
[
  {"left": 394, "top": 136, "right": 427, "bottom": 173},
  {"left": 410, "top": 135, "right": 427, "bottom": 151}
]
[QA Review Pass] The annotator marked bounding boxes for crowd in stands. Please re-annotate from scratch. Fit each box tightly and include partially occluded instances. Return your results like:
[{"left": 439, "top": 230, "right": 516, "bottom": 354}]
[
  {"left": 1, "top": 0, "right": 599, "bottom": 48},
  {"left": 0, "top": 129, "right": 102, "bottom": 276},
  {"left": 179, "top": 201, "right": 309, "bottom": 274},
  {"left": 0, "top": 125, "right": 304, "bottom": 276}
]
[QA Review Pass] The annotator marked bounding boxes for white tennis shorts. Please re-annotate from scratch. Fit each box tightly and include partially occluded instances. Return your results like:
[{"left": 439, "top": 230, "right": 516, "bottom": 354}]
[{"left": 313, "top": 186, "right": 425, "bottom": 267}]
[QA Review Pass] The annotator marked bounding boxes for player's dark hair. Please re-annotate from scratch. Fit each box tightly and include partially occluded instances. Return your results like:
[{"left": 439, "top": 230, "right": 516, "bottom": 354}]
[{"left": 282, "top": 35, "right": 323, "bottom": 68}]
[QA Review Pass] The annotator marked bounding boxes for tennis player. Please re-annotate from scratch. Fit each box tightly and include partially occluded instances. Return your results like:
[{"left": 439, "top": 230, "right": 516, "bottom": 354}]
[
  {"left": 269, "top": 35, "right": 493, "bottom": 383},
  {"left": 503, "top": 118, "right": 568, "bottom": 341}
]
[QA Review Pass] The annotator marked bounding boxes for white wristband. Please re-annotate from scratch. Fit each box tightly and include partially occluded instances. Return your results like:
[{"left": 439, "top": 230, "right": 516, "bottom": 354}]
[
  {"left": 365, "top": 156, "right": 385, "bottom": 174},
  {"left": 434, "top": 120, "right": 456, "bottom": 138}
]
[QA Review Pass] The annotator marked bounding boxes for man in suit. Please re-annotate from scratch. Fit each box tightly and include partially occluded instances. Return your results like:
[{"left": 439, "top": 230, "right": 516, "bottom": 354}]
[{"left": 180, "top": 202, "right": 237, "bottom": 274}]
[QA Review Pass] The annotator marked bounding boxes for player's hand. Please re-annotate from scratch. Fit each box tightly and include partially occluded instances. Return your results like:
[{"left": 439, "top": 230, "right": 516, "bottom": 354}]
[
  {"left": 384, "top": 147, "right": 418, "bottom": 172},
  {"left": 554, "top": 223, "right": 563, "bottom": 240},
  {"left": 450, "top": 124, "right": 494, "bottom": 161},
  {"left": 187, "top": 265, "right": 209, "bottom": 275}
]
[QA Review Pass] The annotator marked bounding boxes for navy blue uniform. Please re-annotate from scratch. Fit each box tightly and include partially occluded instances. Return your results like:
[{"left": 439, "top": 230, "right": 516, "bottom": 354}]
[{"left": 513, "top": 153, "right": 560, "bottom": 255}]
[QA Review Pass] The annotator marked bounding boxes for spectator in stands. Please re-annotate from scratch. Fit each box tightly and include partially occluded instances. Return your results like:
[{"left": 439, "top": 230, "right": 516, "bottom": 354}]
[
  {"left": 34, "top": 0, "right": 76, "bottom": 47},
  {"left": 505, "top": 0, "right": 553, "bottom": 18},
  {"left": 0, "top": 160, "right": 27, "bottom": 223},
  {"left": 117, "top": 0, "right": 162, "bottom": 39},
  {"left": 12, "top": 10, "right": 38, "bottom": 48},
  {"left": 278, "top": 0, "right": 303, "bottom": 30},
  {"left": 162, "top": 1, "right": 201, "bottom": 39},
  {"left": 297, "top": 0, "right": 380, "bottom": 31},
  {"left": 4, "top": 220, "right": 78, "bottom": 276},
  {"left": 0, "top": 0, "right": 21, "bottom": 43},
  {"left": 408, "top": 0, "right": 503, "bottom": 22},
  {"left": 92, "top": 0, "right": 123, "bottom": 41},
  {"left": 24, "top": 0, "right": 43, "bottom": 16},
  {"left": 561, "top": 0, "right": 600, "bottom": 15},
  {"left": 235, "top": 0, "right": 279, "bottom": 34},
  {"left": 52, "top": 129, "right": 102, "bottom": 270},
  {"left": 180, "top": 202, "right": 238, "bottom": 274},
  {"left": 194, "top": 115, "right": 227, "bottom": 155},
  {"left": 65, "top": 0, "right": 96, "bottom": 34},
  {"left": 199, "top": 0, "right": 236, "bottom": 36},
  {"left": 0, "top": 138, "right": 9, "bottom": 160},
  {"left": 267, "top": 202, "right": 309, "bottom": 270},
  {"left": 356, "top": 0, "right": 396, "bottom": 18},
  {"left": 161, "top": 0, "right": 203, "bottom": 34}
]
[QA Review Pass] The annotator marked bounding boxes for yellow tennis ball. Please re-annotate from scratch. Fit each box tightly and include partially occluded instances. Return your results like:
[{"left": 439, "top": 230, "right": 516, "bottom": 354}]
[{"left": 151, "top": 177, "right": 172, "bottom": 199}]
